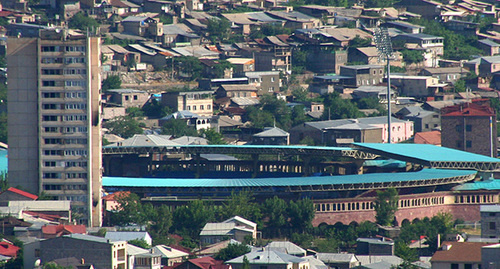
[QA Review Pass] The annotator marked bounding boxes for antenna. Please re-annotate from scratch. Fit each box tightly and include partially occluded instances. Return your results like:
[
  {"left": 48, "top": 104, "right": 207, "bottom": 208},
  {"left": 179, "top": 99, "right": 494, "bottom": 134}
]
[{"left": 374, "top": 26, "right": 394, "bottom": 144}]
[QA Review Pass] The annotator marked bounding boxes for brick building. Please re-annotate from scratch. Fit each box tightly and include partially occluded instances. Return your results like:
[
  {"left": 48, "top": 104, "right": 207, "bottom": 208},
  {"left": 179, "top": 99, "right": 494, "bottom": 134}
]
[
  {"left": 441, "top": 102, "right": 497, "bottom": 157},
  {"left": 480, "top": 204, "right": 500, "bottom": 239}
]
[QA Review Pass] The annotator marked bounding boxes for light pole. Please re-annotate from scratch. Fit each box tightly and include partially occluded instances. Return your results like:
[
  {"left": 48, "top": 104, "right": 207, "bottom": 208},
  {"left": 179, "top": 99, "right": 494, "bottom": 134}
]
[{"left": 374, "top": 27, "right": 394, "bottom": 144}]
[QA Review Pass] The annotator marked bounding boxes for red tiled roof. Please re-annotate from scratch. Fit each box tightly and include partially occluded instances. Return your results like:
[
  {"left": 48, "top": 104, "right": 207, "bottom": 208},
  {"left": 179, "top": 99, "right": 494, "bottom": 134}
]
[
  {"left": 0, "top": 11, "right": 13, "bottom": 17},
  {"left": 189, "top": 257, "right": 224, "bottom": 269},
  {"left": 441, "top": 102, "right": 495, "bottom": 117},
  {"left": 431, "top": 242, "right": 492, "bottom": 263},
  {"left": 414, "top": 131, "right": 441, "bottom": 145},
  {"left": 103, "top": 191, "right": 131, "bottom": 201},
  {"left": 6, "top": 187, "right": 38, "bottom": 200},
  {"left": 42, "top": 224, "right": 86, "bottom": 236},
  {"left": 24, "top": 211, "right": 64, "bottom": 222},
  {"left": 0, "top": 240, "right": 20, "bottom": 257}
]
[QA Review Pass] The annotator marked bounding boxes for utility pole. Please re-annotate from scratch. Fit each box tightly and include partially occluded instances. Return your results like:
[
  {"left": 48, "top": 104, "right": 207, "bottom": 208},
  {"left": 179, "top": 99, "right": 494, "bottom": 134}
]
[{"left": 374, "top": 26, "right": 394, "bottom": 143}]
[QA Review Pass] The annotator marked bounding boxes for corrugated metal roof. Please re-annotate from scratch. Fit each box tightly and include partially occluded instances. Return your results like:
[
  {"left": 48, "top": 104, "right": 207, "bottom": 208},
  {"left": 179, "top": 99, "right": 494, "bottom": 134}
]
[
  {"left": 354, "top": 143, "right": 500, "bottom": 163},
  {"left": 453, "top": 179, "right": 500, "bottom": 191},
  {"left": 102, "top": 169, "right": 476, "bottom": 188}
]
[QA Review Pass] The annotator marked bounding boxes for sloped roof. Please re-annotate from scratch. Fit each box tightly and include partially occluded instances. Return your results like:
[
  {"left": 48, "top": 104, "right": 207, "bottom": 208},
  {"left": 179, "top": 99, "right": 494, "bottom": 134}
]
[
  {"left": 431, "top": 242, "right": 492, "bottom": 263},
  {"left": 254, "top": 127, "right": 289, "bottom": 137},
  {"left": 106, "top": 135, "right": 180, "bottom": 147},
  {"left": 103, "top": 191, "right": 131, "bottom": 201},
  {"left": 151, "top": 245, "right": 190, "bottom": 258},
  {"left": 4, "top": 187, "right": 38, "bottom": 200},
  {"left": 223, "top": 216, "right": 257, "bottom": 228},
  {"left": 441, "top": 102, "right": 495, "bottom": 117},
  {"left": 414, "top": 131, "right": 441, "bottom": 146},
  {"left": 266, "top": 241, "right": 306, "bottom": 256},
  {"left": 171, "top": 136, "right": 208, "bottom": 145},
  {"left": 227, "top": 248, "right": 306, "bottom": 264},
  {"left": 356, "top": 47, "right": 379, "bottom": 57},
  {"left": 127, "top": 244, "right": 149, "bottom": 255},
  {"left": 42, "top": 224, "right": 86, "bottom": 236},
  {"left": 161, "top": 111, "right": 201, "bottom": 120},
  {"left": 221, "top": 84, "right": 259, "bottom": 91},
  {"left": 231, "top": 97, "right": 260, "bottom": 106},
  {"left": 316, "top": 253, "right": 358, "bottom": 263},
  {"left": 0, "top": 241, "right": 20, "bottom": 257},
  {"left": 105, "top": 231, "right": 150, "bottom": 242},
  {"left": 217, "top": 116, "right": 243, "bottom": 128},
  {"left": 479, "top": 39, "right": 500, "bottom": 47},
  {"left": 188, "top": 256, "right": 230, "bottom": 269}
]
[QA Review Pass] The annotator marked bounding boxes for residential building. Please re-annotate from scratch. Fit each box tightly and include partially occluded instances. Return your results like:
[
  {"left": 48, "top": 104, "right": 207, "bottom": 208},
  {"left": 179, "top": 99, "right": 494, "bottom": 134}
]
[
  {"left": 175, "top": 256, "right": 230, "bottom": 269},
  {"left": 431, "top": 242, "right": 492, "bottom": 269},
  {"left": 37, "top": 234, "right": 127, "bottom": 269},
  {"left": 480, "top": 205, "right": 500, "bottom": 239},
  {"left": 226, "top": 248, "right": 309, "bottom": 269},
  {"left": 478, "top": 39, "right": 500, "bottom": 56},
  {"left": 403, "top": 109, "right": 440, "bottom": 132},
  {"left": 392, "top": 33, "right": 444, "bottom": 67},
  {"left": 105, "top": 231, "right": 153, "bottom": 246},
  {"left": 351, "top": 86, "right": 396, "bottom": 103},
  {"left": 289, "top": 116, "right": 413, "bottom": 145},
  {"left": 482, "top": 244, "right": 500, "bottom": 269},
  {"left": 339, "top": 65, "right": 385, "bottom": 87},
  {"left": 253, "top": 36, "right": 292, "bottom": 73},
  {"left": 356, "top": 238, "right": 394, "bottom": 256},
  {"left": 464, "top": 56, "right": 500, "bottom": 77},
  {"left": 216, "top": 85, "right": 258, "bottom": 99},
  {"left": 200, "top": 216, "right": 257, "bottom": 245},
  {"left": 252, "top": 127, "right": 290, "bottom": 145},
  {"left": 161, "top": 90, "right": 214, "bottom": 117},
  {"left": 316, "top": 253, "right": 360, "bottom": 269},
  {"left": 414, "top": 130, "right": 441, "bottom": 146},
  {"left": 383, "top": 21, "right": 425, "bottom": 34},
  {"left": 390, "top": 75, "right": 440, "bottom": 98},
  {"left": 106, "top": 89, "right": 150, "bottom": 108},
  {"left": 226, "top": 58, "right": 255, "bottom": 74},
  {"left": 121, "top": 16, "right": 163, "bottom": 40},
  {"left": 7, "top": 28, "right": 102, "bottom": 226},
  {"left": 236, "top": 71, "right": 280, "bottom": 96},
  {"left": 150, "top": 245, "right": 189, "bottom": 266},
  {"left": 441, "top": 102, "right": 497, "bottom": 157},
  {"left": 266, "top": 241, "right": 306, "bottom": 257},
  {"left": 42, "top": 224, "right": 86, "bottom": 238},
  {"left": 418, "top": 67, "right": 469, "bottom": 84},
  {"left": 0, "top": 187, "right": 38, "bottom": 204}
]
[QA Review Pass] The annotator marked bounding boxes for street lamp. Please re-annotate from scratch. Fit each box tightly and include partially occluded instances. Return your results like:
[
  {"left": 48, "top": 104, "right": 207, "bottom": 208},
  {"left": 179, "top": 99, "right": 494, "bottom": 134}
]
[{"left": 374, "top": 27, "right": 394, "bottom": 143}]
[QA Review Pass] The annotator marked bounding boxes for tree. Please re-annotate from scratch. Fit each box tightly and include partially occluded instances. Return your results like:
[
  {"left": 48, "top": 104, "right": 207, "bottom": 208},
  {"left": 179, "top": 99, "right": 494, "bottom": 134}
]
[
  {"left": 213, "top": 60, "right": 233, "bottom": 78},
  {"left": 322, "top": 92, "right": 363, "bottom": 120},
  {"left": 68, "top": 12, "right": 99, "bottom": 31},
  {"left": 207, "top": 18, "right": 231, "bottom": 43},
  {"left": 102, "top": 75, "right": 122, "bottom": 91},
  {"left": 149, "top": 204, "right": 173, "bottom": 237},
  {"left": 175, "top": 56, "right": 203, "bottom": 80},
  {"left": 242, "top": 256, "right": 251, "bottom": 269},
  {"left": 349, "top": 36, "right": 372, "bottom": 48},
  {"left": 261, "top": 196, "right": 289, "bottom": 238},
  {"left": 395, "top": 241, "right": 419, "bottom": 266},
  {"left": 374, "top": 188, "right": 399, "bottom": 226},
  {"left": 161, "top": 118, "right": 198, "bottom": 137},
  {"left": 214, "top": 243, "right": 251, "bottom": 261},
  {"left": 103, "top": 116, "right": 143, "bottom": 138},
  {"left": 218, "top": 191, "right": 262, "bottom": 223},
  {"left": 111, "top": 192, "right": 149, "bottom": 226},
  {"left": 402, "top": 49, "right": 424, "bottom": 65},
  {"left": 200, "top": 128, "right": 226, "bottom": 144},
  {"left": 128, "top": 238, "right": 151, "bottom": 249},
  {"left": 288, "top": 198, "right": 315, "bottom": 234},
  {"left": 126, "top": 107, "right": 144, "bottom": 117},
  {"left": 142, "top": 99, "right": 172, "bottom": 118},
  {"left": 172, "top": 200, "right": 214, "bottom": 238}
]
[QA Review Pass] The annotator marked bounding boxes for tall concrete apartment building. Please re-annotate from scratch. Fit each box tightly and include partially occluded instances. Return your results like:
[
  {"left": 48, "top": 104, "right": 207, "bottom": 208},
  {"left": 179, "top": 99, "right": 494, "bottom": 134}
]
[{"left": 7, "top": 28, "right": 102, "bottom": 226}]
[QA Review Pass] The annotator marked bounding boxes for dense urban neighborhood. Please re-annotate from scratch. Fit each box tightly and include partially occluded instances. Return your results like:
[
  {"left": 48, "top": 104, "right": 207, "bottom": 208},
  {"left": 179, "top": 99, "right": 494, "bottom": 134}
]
[{"left": 2, "top": 0, "right": 500, "bottom": 268}]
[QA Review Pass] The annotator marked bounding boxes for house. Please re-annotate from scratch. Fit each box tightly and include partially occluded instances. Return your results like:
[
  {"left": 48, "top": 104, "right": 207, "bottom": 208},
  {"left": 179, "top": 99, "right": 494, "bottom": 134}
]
[
  {"left": 174, "top": 256, "right": 231, "bottom": 269},
  {"left": 482, "top": 243, "right": 500, "bottom": 269},
  {"left": 106, "top": 0, "right": 140, "bottom": 16},
  {"left": 26, "top": 234, "right": 127, "bottom": 269},
  {"left": 42, "top": 224, "right": 87, "bottom": 238},
  {"left": 199, "top": 77, "right": 249, "bottom": 91},
  {"left": 0, "top": 239, "right": 20, "bottom": 258},
  {"left": 289, "top": 116, "right": 413, "bottom": 145},
  {"left": 351, "top": 86, "right": 396, "bottom": 103},
  {"left": 106, "top": 89, "right": 150, "bottom": 108},
  {"left": 0, "top": 187, "right": 38, "bottom": 205},
  {"left": 162, "top": 24, "right": 201, "bottom": 47},
  {"left": 465, "top": 56, "right": 500, "bottom": 79},
  {"left": 339, "top": 65, "right": 385, "bottom": 87},
  {"left": 105, "top": 231, "right": 153, "bottom": 246},
  {"left": 266, "top": 241, "right": 306, "bottom": 257},
  {"left": 383, "top": 21, "right": 425, "bottom": 34},
  {"left": 216, "top": 85, "right": 259, "bottom": 99},
  {"left": 126, "top": 43, "right": 171, "bottom": 69},
  {"left": 200, "top": 216, "right": 257, "bottom": 245},
  {"left": 356, "top": 238, "right": 394, "bottom": 256},
  {"left": 160, "top": 111, "right": 212, "bottom": 131},
  {"left": 236, "top": 71, "right": 281, "bottom": 96},
  {"left": 226, "top": 248, "right": 309, "bottom": 269},
  {"left": 414, "top": 130, "right": 441, "bottom": 146},
  {"left": 480, "top": 204, "right": 500, "bottom": 239},
  {"left": 253, "top": 36, "right": 292, "bottom": 73},
  {"left": 392, "top": 33, "right": 444, "bottom": 67},
  {"left": 394, "top": 0, "right": 441, "bottom": 19},
  {"left": 348, "top": 47, "right": 385, "bottom": 66},
  {"left": 478, "top": 39, "right": 500, "bottom": 56},
  {"left": 161, "top": 90, "right": 214, "bottom": 117},
  {"left": 390, "top": 75, "right": 440, "bottom": 98},
  {"left": 403, "top": 109, "right": 440, "bottom": 132},
  {"left": 316, "top": 253, "right": 360, "bottom": 269},
  {"left": 265, "top": 10, "right": 321, "bottom": 30},
  {"left": 418, "top": 67, "right": 469, "bottom": 85},
  {"left": 150, "top": 245, "right": 190, "bottom": 266},
  {"left": 441, "top": 102, "right": 497, "bottom": 157},
  {"left": 226, "top": 58, "right": 255, "bottom": 74},
  {"left": 252, "top": 127, "right": 289, "bottom": 145},
  {"left": 319, "top": 27, "right": 373, "bottom": 48},
  {"left": 431, "top": 241, "right": 493, "bottom": 269},
  {"left": 121, "top": 16, "right": 163, "bottom": 39}
]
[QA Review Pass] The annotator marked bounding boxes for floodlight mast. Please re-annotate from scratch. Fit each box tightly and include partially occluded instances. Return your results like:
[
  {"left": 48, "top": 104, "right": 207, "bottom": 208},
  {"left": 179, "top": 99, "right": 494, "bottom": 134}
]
[{"left": 374, "top": 27, "right": 394, "bottom": 144}]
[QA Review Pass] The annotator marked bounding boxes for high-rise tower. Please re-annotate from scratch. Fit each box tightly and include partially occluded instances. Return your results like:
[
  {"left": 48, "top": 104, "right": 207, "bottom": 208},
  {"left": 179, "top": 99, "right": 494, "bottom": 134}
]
[{"left": 7, "top": 28, "right": 102, "bottom": 226}]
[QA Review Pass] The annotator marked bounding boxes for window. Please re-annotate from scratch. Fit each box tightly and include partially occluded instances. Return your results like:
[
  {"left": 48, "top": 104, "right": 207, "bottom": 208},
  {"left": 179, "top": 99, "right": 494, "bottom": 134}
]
[
  {"left": 64, "top": 69, "right": 87, "bottom": 75},
  {"left": 456, "top": 125, "right": 463, "bottom": 132},
  {"left": 65, "top": 92, "right": 86, "bottom": 99},
  {"left": 44, "top": 150, "right": 62, "bottom": 156},
  {"left": 43, "top": 92, "right": 61, "bottom": 98},
  {"left": 44, "top": 127, "right": 59, "bottom": 133},
  {"left": 65, "top": 46, "right": 85, "bottom": 52},
  {"left": 44, "top": 161, "right": 56, "bottom": 167},
  {"left": 125, "top": 96, "right": 129, "bottom": 101},
  {"left": 42, "top": 81, "right": 56, "bottom": 87},
  {"left": 43, "top": 115, "right": 58, "bottom": 121},
  {"left": 489, "top": 212, "right": 496, "bottom": 216},
  {"left": 44, "top": 138, "right": 61, "bottom": 144},
  {"left": 66, "top": 173, "right": 87, "bottom": 179},
  {"left": 42, "top": 69, "right": 62, "bottom": 75},
  {"left": 41, "top": 57, "right": 63, "bottom": 64},
  {"left": 42, "top": 46, "right": 62, "bottom": 52},
  {"left": 43, "top": 104, "right": 58, "bottom": 110},
  {"left": 65, "top": 103, "right": 87, "bottom": 110},
  {"left": 271, "top": 77, "right": 275, "bottom": 82},
  {"left": 65, "top": 80, "right": 86, "bottom": 87},
  {"left": 44, "top": 184, "right": 62, "bottom": 190},
  {"left": 133, "top": 95, "right": 138, "bottom": 100},
  {"left": 490, "top": 222, "right": 496, "bottom": 230},
  {"left": 187, "top": 106, "right": 191, "bottom": 110},
  {"left": 466, "top": 140, "right": 472, "bottom": 148},
  {"left": 64, "top": 57, "right": 85, "bottom": 64},
  {"left": 456, "top": 140, "right": 462, "bottom": 148},
  {"left": 464, "top": 264, "right": 472, "bottom": 269},
  {"left": 466, "top": 124, "right": 472, "bottom": 132},
  {"left": 193, "top": 105, "right": 197, "bottom": 110},
  {"left": 207, "top": 105, "right": 211, "bottom": 110},
  {"left": 43, "top": 173, "right": 61, "bottom": 179},
  {"left": 200, "top": 105, "right": 204, "bottom": 110}
]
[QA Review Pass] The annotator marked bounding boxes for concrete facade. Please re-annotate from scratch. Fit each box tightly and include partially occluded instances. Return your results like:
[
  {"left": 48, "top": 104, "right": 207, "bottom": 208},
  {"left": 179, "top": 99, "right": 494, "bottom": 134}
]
[
  {"left": 480, "top": 205, "right": 500, "bottom": 239},
  {"left": 162, "top": 90, "right": 214, "bottom": 117},
  {"left": 7, "top": 29, "right": 102, "bottom": 226},
  {"left": 107, "top": 89, "right": 150, "bottom": 108},
  {"left": 339, "top": 65, "right": 384, "bottom": 87}
]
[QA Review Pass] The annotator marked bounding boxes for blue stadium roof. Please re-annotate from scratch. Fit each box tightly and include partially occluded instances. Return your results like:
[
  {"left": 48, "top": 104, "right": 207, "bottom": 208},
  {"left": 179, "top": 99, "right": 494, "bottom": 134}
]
[
  {"left": 354, "top": 143, "right": 500, "bottom": 172},
  {"left": 453, "top": 179, "right": 500, "bottom": 191},
  {"left": 103, "top": 169, "right": 476, "bottom": 190}
]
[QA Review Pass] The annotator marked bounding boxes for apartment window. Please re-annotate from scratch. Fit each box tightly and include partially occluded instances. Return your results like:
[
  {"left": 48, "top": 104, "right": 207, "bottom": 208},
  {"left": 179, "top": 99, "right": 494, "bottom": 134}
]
[
  {"left": 65, "top": 80, "right": 86, "bottom": 87},
  {"left": 271, "top": 77, "right": 275, "bottom": 82},
  {"left": 187, "top": 106, "right": 191, "bottom": 110},
  {"left": 490, "top": 222, "right": 496, "bottom": 230},
  {"left": 65, "top": 161, "right": 87, "bottom": 168},
  {"left": 43, "top": 92, "right": 61, "bottom": 98},
  {"left": 489, "top": 212, "right": 496, "bottom": 216},
  {"left": 64, "top": 115, "right": 87, "bottom": 121},
  {"left": 455, "top": 125, "right": 463, "bottom": 132},
  {"left": 425, "top": 124, "right": 429, "bottom": 129},
  {"left": 65, "top": 103, "right": 87, "bottom": 110},
  {"left": 44, "top": 150, "right": 62, "bottom": 156},
  {"left": 42, "top": 46, "right": 62, "bottom": 52},
  {"left": 41, "top": 57, "right": 64, "bottom": 64},
  {"left": 466, "top": 125, "right": 472, "bottom": 132},
  {"left": 464, "top": 264, "right": 472, "bottom": 269},
  {"left": 43, "top": 115, "right": 58, "bottom": 121},
  {"left": 44, "top": 127, "right": 59, "bottom": 133},
  {"left": 65, "top": 46, "right": 85, "bottom": 52},
  {"left": 42, "top": 81, "right": 56, "bottom": 87},
  {"left": 44, "top": 184, "right": 62, "bottom": 190},
  {"left": 64, "top": 69, "right": 87, "bottom": 75},
  {"left": 64, "top": 126, "right": 87, "bottom": 133},
  {"left": 193, "top": 105, "right": 197, "bottom": 110},
  {"left": 65, "top": 92, "right": 86, "bottom": 99},
  {"left": 64, "top": 138, "right": 87, "bottom": 144},
  {"left": 42, "top": 69, "right": 62, "bottom": 75},
  {"left": 44, "top": 161, "right": 56, "bottom": 167},
  {"left": 43, "top": 104, "right": 58, "bottom": 110},
  {"left": 466, "top": 140, "right": 472, "bottom": 148},
  {"left": 44, "top": 138, "right": 61, "bottom": 144},
  {"left": 207, "top": 105, "right": 211, "bottom": 110},
  {"left": 43, "top": 173, "right": 61, "bottom": 179},
  {"left": 64, "top": 57, "right": 85, "bottom": 64},
  {"left": 456, "top": 140, "right": 462, "bottom": 148},
  {"left": 133, "top": 95, "right": 138, "bottom": 100},
  {"left": 66, "top": 173, "right": 87, "bottom": 179},
  {"left": 64, "top": 149, "right": 88, "bottom": 156},
  {"left": 451, "top": 263, "right": 458, "bottom": 269},
  {"left": 200, "top": 105, "right": 204, "bottom": 110},
  {"left": 125, "top": 96, "right": 129, "bottom": 101}
]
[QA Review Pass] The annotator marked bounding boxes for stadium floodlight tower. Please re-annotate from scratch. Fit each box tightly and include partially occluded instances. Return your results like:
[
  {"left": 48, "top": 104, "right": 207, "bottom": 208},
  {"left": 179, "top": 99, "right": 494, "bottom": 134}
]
[{"left": 374, "top": 26, "right": 394, "bottom": 144}]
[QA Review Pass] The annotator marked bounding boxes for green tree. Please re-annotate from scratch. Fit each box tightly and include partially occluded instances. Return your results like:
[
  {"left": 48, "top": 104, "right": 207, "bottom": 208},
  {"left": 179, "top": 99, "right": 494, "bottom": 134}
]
[
  {"left": 161, "top": 118, "right": 198, "bottom": 137},
  {"left": 218, "top": 191, "right": 262, "bottom": 223},
  {"left": 374, "top": 188, "right": 399, "bottom": 226},
  {"left": 111, "top": 192, "right": 149, "bottom": 226},
  {"left": 68, "top": 12, "right": 99, "bottom": 31},
  {"left": 149, "top": 204, "right": 173, "bottom": 237},
  {"left": 102, "top": 75, "right": 122, "bottom": 91},
  {"left": 0, "top": 112, "right": 7, "bottom": 143},
  {"left": 288, "top": 198, "right": 315, "bottom": 234},
  {"left": 291, "top": 87, "right": 308, "bottom": 102},
  {"left": 200, "top": 128, "right": 226, "bottom": 144},
  {"left": 103, "top": 116, "right": 143, "bottom": 138},
  {"left": 43, "top": 263, "right": 72, "bottom": 269},
  {"left": 322, "top": 92, "right": 363, "bottom": 120},
  {"left": 175, "top": 56, "right": 203, "bottom": 80},
  {"left": 126, "top": 107, "right": 144, "bottom": 117},
  {"left": 261, "top": 196, "right": 289, "bottom": 238},
  {"left": 349, "top": 36, "right": 372, "bottom": 48},
  {"left": 128, "top": 238, "right": 151, "bottom": 249},
  {"left": 215, "top": 243, "right": 251, "bottom": 261},
  {"left": 213, "top": 60, "right": 233, "bottom": 78},
  {"left": 207, "top": 18, "right": 231, "bottom": 43},
  {"left": 245, "top": 107, "right": 275, "bottom": 129},
  {"left": 242, "top": 256, "right": 251, "bottom": 269},
  {"left": 402, "top": 49, "right": 424, "bottom": 65},
  {"left": 142, "top": 99, "right": 172, "bottom": 118},
  {"left": 395, "top": 241, "right": 419, "bottom": 266},
  {"left": 172, "top": 200, "right": 214, "bottom": 238}
]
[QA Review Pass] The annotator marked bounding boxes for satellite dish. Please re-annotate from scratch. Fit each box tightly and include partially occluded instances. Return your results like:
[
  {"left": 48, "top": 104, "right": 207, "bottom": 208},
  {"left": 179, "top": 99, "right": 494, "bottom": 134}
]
[{"left": 34, "top": 259, "right": 41, "bottom": 267}]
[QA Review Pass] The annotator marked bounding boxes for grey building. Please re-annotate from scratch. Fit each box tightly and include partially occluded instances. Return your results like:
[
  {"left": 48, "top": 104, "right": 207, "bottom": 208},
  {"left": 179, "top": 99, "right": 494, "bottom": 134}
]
[
  {"left": 482, "top": 244, "right": 500, "bottom": 269},
  {"left": 403, "top": 109, "right": 440, "bottom": 133},
  {"left": 339, "top": 65, "right": 385, "bottom": 87},
  {"left": 226, "top": 248, "right": 309, "bottom": 269},
  {"left": 316, "top": 253, "right": 360, "bottom": 269},
  {"left": 481, "top": 205, "right": 500, "bottom": 239},
  {"left": 356, "top": 238, "right": 394, "bottom": 256},
  {"left": 252, "top": 127, "right": 289, "bottom": 145}
]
